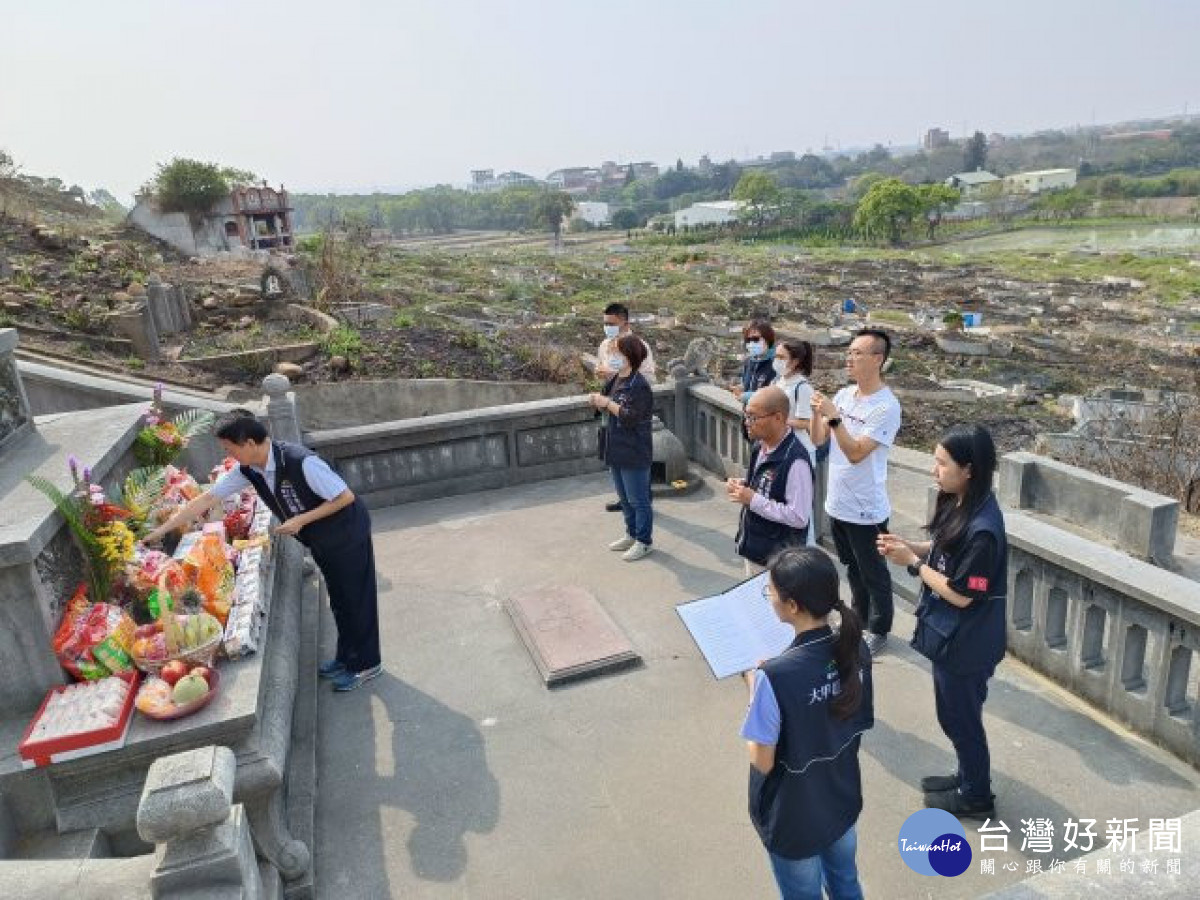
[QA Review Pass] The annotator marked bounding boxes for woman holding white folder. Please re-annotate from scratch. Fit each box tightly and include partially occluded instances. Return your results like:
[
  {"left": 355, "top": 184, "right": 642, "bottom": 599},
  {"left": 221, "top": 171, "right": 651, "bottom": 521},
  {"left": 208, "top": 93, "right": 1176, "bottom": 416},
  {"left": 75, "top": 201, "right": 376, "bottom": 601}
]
[{"left": 740, "top": 548, "right": 874, "bottom": 899}]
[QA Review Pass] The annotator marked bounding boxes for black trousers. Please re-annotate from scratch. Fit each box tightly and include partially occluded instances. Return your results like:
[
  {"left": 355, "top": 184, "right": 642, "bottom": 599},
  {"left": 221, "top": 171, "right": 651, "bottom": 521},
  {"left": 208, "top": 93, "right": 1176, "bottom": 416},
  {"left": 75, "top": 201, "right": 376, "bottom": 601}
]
[
  {"left": 311, "top": 535, "right": 381, "bottom": 673},
  {"left": 829, "top": 516, "right": 894, "bottom": 636},
  {"left": 933, "top": 664, "right": 994, "bottom": 801}
]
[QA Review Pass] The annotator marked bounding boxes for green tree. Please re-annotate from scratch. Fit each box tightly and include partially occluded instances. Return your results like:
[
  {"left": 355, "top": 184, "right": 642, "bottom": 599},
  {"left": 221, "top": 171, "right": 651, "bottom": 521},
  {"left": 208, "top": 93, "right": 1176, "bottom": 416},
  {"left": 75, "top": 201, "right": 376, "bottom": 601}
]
[
  {"left": 612, "top": 207, "right": 639, "bottom": 230},
  {"left": 535, "top": 190, "right": 575, "bottom": 241},
  {"left": 731, "top": 171, "right": 781, "bottom": 232},
  {"left": 914, "top": 183, "right": 961, "bottom": 238},
  {"left": 152, "top": 158, "right": 256, "bottom": 240},
  {"left": 848, "top": 172, "right": 887, "bottom": 202},
  {"left": 853, "top": 177, "right": 923, "bottom": 243},
  {"left": 964, "top": 131, "right": 988, "bottom": 172},
  {"left": 624, "top": 164, "right": 636, "bottom": 186}
]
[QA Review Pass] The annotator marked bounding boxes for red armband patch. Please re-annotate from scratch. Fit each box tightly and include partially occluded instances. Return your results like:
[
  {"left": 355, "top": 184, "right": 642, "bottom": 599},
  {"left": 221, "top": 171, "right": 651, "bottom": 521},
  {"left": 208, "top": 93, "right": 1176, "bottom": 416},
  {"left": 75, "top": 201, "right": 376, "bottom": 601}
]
[{"left": 967, "top": 576, "right": 989, "bottom": 592}]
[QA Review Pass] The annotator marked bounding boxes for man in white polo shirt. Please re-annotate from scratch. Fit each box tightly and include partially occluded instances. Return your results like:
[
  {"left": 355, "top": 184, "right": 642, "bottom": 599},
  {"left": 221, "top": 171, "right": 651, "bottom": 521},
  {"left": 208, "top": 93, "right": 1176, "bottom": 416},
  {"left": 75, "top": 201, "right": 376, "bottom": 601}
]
[{"left": 811, "top": 328, "right": 902, "bottom": 656}]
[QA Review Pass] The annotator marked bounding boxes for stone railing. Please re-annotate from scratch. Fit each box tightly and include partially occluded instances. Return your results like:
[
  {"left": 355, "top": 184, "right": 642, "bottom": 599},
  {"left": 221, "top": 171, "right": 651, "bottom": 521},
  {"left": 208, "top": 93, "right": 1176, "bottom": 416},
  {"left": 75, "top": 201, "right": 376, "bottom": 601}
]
[
  {"left": 304, "top": 384, "right": 677, "bottom": 509},
  {"left": 1002, "top": 507, "right": 1200, "bottom": 767}
]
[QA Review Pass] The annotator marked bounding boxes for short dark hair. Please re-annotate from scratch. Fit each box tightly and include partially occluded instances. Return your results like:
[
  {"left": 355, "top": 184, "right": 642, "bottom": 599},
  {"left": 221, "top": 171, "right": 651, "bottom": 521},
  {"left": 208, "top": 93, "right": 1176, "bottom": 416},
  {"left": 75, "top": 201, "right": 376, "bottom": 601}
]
[
  {"left": 855, "top": 328, "right": 891, "bottom": 361},
  {"left": 778, "top": 339, "right": 814, "bottom": 377},
  {"left": 214, "top": 410, "right": 269, "bottom": 444},
  {"left": 743, "top": 318, "right": 776, "bottom": 347},
  {"left": 616, "top": 333, "right": 647, "bottom": 372},
  {"left": 604, "top": 302, "right": 630, "bottom": 321}
]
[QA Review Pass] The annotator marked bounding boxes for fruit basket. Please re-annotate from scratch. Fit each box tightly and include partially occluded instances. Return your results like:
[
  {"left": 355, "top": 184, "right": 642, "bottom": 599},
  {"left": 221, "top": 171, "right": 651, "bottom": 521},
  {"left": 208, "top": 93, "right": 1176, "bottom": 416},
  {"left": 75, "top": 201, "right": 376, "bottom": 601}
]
[
  {"left": 130, "top": 613, "right": 223, "bottom": 676},
  {"left": 135, "top": 670, "right": 220, "bottom": 721}
]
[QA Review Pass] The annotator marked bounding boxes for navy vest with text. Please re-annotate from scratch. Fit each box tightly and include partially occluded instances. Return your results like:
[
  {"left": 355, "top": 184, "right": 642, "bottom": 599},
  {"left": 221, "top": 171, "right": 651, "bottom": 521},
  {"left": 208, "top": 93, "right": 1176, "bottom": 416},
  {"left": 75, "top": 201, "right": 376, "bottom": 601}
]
[
  {"left": 750, "top": 626, "right": 874, "bottom": 860},
  {"left": 735, "top": 430, "right": 812, "bottom": 566},
  {"left": 240, "top": 442, "right": 370, "bottom": 551},
  {"left": 923, "top": 492, "right": 1008, "bottom": 674}
]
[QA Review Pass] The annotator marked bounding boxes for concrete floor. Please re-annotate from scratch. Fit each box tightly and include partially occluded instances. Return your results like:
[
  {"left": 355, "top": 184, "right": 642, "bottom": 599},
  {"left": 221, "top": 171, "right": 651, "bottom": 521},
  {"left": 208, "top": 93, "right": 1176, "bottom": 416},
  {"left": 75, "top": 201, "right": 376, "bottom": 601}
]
[{"left": 314, "top": 471, "right": 1200, "bottom": 900}]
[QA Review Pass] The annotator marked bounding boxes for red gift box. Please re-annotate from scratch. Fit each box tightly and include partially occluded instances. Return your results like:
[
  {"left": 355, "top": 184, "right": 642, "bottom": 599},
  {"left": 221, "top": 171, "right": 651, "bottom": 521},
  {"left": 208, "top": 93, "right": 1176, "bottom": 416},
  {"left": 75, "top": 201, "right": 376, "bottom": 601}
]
[{"left": 18, "top": 672, "right": 141, "bottom": 769}]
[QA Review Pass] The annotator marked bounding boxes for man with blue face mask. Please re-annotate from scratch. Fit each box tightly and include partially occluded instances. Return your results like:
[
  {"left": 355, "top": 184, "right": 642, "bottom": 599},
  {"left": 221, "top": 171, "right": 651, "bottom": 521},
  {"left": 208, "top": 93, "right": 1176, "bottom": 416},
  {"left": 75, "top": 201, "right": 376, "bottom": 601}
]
[{"left": 596, "top": 302, "right": 656, "bottom": 512}]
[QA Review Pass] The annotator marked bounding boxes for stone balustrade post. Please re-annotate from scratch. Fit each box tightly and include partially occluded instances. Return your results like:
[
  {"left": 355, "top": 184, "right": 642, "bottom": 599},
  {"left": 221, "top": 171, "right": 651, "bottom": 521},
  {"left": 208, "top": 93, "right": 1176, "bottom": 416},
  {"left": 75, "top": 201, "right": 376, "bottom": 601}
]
[
  {"left": 136, "top": 745, "right": 264, "bottom": 899},
  {"left": 262, "top": 373, "right": 303, "bottom": 445},
  {"left": 0, "top": 328, "right": 35, "bottom": 454}
]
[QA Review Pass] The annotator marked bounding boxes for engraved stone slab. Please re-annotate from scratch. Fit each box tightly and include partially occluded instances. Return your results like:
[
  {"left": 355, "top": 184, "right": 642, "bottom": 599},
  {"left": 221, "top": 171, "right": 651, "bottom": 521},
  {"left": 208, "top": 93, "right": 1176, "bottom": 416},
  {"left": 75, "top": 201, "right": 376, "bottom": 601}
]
[{"left": 505, "top": 586, "right": 641, "bottom": 686}]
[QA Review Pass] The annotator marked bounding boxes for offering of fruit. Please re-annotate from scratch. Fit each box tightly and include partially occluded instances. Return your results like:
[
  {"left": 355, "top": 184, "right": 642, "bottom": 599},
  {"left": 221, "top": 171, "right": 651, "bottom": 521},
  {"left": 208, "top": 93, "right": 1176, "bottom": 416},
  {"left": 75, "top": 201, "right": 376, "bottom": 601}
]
[
  {"left": 135, "top": 678, "right": 174, "bottom": 717},
  {"left": 189, "top": 665, "right": 212, "bottom": 688},
  {"left": 172, "top": 673, "right": 209, "bottom": 705},
  {"left": 160, "top": 659, "right": 189, "bottom": 687}
]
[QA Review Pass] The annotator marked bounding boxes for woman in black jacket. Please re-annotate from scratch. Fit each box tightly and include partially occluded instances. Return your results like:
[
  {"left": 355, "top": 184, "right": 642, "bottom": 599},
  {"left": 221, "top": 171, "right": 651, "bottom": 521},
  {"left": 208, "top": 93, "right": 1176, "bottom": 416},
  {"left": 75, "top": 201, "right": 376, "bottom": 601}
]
[
  {"left": 733, "top": 318, "right": 778, "bottom": 403},
  {"left": 877, "top": 424, "right": 1007, "bottom": 819},
  {"left": 590, "top": 334, "right": 655, "bottom": 561}
]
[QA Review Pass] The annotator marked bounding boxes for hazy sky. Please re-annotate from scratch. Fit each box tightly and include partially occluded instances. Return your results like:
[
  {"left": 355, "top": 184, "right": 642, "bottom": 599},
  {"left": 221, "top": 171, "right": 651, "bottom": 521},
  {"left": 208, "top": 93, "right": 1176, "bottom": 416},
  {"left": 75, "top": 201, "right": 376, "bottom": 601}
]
[{"left": 2, "top": 0, "right": 1197, "bottom": 200}]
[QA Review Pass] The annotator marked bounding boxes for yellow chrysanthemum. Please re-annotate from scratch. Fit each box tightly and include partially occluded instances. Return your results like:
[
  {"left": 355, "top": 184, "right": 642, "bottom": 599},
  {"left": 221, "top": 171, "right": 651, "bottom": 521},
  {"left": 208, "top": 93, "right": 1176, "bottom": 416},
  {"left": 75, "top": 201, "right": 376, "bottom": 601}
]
[{"left": 97, "top": 520, "right": 137, "bottom": 569}]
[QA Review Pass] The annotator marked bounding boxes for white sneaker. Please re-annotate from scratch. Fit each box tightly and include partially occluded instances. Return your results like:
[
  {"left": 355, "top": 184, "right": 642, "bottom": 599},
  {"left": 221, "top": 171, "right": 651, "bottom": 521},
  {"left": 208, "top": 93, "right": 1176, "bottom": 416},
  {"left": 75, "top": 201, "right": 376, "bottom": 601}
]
[
  {"left": 622, "top": 541, "right": 652, "bottom": 562},
  {"left": 609, "top": 536, "right": 636, "bottom": 551}
]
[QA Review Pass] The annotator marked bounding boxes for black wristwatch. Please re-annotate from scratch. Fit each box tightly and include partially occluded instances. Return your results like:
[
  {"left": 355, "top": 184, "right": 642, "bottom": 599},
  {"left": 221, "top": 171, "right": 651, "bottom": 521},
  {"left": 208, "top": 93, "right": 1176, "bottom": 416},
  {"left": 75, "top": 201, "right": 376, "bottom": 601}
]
[
  {"left": 906, "top": 561, "right": 922, "bottom": 578},
  {"left": 827, "top": 416, "right": 843, "bottom": 429}
]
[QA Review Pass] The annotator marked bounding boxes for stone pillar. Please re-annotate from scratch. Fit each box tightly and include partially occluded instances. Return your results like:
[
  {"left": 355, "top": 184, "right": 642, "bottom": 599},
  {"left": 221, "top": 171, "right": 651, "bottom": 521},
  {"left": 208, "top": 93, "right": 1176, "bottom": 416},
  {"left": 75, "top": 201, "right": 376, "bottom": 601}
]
[
  {"left": 262, "top": 374, "right": 302, "bottom": 444},
  {"left": 110, "top": 301, "right": 160, "bottom": 362},
  {"left": 137, "top": 746, "right": 264, "bottom": 899},
  {"left": 672, "top": 374, "right": 707, "bottom": 457},
  {"left": 0, "top": 328, "right": 35, "bottom": 453},
  {"left": 146, "top": 277, "right": 177, "bottom": 336},
  {"left": 172, "top": 284, "right": 193, "bottom": 330}
]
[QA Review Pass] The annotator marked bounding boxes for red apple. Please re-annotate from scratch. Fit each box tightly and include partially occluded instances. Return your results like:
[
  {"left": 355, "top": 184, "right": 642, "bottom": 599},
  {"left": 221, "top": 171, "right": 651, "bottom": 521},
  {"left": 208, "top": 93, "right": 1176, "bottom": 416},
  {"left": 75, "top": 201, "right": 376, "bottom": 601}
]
[
  {"left": 160, "top": 660, "right": 188, "bottom": 687},
  {"left": 189, "top": 665, "right": 212, "bottom": 687}
]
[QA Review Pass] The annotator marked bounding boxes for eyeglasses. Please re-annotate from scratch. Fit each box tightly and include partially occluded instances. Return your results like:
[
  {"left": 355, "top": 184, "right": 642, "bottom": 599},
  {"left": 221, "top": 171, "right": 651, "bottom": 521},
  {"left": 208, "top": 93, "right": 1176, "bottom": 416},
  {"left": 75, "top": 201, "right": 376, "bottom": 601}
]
[
  {"left": 745, "top": 335, "right": 762, "bottom": 341},
  {"left": 743, "top": 411, "right": 776, "bottom": 424},
  {"left": 762, "top": 582, "right": 775, "bottom": 601}
]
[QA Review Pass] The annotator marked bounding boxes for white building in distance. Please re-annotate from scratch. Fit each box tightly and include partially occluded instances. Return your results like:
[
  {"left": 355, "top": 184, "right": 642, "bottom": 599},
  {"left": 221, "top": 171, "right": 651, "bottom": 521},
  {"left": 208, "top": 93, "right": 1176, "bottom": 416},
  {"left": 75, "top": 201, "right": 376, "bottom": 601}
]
[
  {"left": 1005, "top": 168, "right": 1078, "bottom": 194},
  {"left": 572, "top": 201, "right": 611, "bottom": 227},
  {"left": 674, "top": 200, "right": 744, "bottom": 229}
]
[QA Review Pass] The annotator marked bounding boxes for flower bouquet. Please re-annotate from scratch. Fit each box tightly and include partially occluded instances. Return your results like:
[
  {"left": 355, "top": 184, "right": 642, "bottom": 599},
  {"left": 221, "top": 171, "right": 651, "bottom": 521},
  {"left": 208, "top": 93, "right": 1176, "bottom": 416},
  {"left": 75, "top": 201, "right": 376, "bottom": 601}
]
[{"left": 132, "top": 383, "right": 215, "bottom": 467}]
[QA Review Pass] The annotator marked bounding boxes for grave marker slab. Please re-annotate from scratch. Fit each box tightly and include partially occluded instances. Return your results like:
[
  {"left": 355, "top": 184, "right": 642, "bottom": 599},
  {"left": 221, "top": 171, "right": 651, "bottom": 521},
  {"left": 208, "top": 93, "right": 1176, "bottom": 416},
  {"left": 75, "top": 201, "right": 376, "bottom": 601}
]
[{"left": 505, "top": 586, "right": 640, "bottom": 686}]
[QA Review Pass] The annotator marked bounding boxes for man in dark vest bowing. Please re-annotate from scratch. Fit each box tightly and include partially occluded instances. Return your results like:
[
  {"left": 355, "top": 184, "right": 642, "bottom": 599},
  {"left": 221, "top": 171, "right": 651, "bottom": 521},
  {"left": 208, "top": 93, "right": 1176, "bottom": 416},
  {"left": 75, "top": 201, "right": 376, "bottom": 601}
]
[
  {"left": 145, "top": 410, "right": 382, "bottom": 692},
  {"left": 727, "top": 386, "right": 814, "bottom": 577}
]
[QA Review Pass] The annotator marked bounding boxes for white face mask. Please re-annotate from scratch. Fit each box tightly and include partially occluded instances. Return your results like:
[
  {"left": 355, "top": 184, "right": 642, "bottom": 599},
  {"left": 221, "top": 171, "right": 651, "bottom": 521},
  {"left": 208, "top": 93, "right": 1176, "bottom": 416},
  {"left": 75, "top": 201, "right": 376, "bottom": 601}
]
[
  {"left": 746, "top": 341, "right": 765, "bottom": 357},
  {"left": 603, "top": 324, "right": 621, "bottom": 339},
  {"left": 772, "top": 358, "right": 789, "bottom": 377},
  {"left": 609, "top": 355, "right": 626, "bottom": 372}
]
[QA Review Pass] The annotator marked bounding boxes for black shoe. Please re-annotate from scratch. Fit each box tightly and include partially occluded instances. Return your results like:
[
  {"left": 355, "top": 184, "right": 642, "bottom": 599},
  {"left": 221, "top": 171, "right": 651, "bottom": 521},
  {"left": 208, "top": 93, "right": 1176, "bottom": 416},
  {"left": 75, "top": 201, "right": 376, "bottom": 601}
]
[
  {"left": 605, "top": 500, "right": 623, "bottom": 512},
  {"left": 920, "top": 773, "right": 961, "bottom": 793},
  {"left": 924, "top": 788, "right": 995, "bottom": 819}
]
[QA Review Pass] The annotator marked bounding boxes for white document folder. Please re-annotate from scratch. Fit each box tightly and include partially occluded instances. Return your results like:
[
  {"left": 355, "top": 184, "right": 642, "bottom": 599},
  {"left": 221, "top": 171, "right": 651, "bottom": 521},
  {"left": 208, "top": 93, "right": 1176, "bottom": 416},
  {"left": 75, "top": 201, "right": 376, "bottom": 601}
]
[{"left": 676, "top": 572, "right": 797, "bottom": 679}]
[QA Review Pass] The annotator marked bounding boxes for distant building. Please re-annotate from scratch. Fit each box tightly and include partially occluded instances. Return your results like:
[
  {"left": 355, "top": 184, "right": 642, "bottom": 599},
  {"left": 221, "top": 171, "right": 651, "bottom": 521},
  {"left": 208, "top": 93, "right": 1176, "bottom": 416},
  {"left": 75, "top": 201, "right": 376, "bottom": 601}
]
[
  {"left": 674, "top": 200, "right": 744, "bottom": 229},
  {"left": 945, "top": 170, "right": 1001, "bottom": 198},
  {"left": 546, "top": 167, "right": 602, "bottom": 194},
  {"left": 572, "top": 201, "right": 611, "bottom": 227},
  {"left": 923, "top": 128, "right": 951, "bottom": 150},
  {"left": 128, "top": 183, "right": 294, "bottom": 257},
  {"left": 467, "top": 170, "right": 540, "bottom": 193},
  {"left": 631, "top": 161, "right": 659, "bottom": 180},
  {"left": 1005, "top": 168, "right": 1077, "bottom": 194}
]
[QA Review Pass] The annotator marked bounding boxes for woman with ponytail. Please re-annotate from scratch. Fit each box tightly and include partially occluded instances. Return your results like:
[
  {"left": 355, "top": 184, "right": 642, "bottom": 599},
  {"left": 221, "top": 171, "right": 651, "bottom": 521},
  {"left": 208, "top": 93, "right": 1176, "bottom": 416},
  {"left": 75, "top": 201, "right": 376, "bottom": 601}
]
[
  {"left": 878, "top": 424, "right": 1007, "bottom": 819},
  {"left": 741, "top": 547, "right": 874, "bottom": 899}
]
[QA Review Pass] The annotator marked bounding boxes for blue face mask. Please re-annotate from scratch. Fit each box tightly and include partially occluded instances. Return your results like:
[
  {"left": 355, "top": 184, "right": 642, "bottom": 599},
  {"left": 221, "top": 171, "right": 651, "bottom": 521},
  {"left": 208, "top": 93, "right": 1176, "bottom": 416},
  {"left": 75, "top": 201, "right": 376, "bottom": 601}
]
[
  {"left": 603, "top": 324, "right": 621, "bottom": 339},
  {"left": 746, "top": 341, "right": 765, "bottom": 357}
]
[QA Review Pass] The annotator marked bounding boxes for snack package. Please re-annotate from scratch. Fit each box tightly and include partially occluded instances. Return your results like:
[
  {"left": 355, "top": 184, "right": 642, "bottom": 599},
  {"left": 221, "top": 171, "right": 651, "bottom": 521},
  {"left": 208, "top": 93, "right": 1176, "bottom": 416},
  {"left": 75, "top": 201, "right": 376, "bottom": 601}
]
[
  {"left": 162, "top": 466, "right": 202, "bottom": 505},
  {"left": 181, "top": 532, "right": 235, "bottom": 625},
  {"left": 53, "top": 598, "right": 137, "bottom": 682},
  {"left": 127, "top": 549, "right": 187, "bottom": 598}
]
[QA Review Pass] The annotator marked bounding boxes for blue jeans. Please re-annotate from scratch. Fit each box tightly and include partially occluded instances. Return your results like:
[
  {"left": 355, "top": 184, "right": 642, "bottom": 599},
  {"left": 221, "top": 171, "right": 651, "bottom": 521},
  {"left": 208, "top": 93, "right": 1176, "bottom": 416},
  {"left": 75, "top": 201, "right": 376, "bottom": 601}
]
[
  {"left": 768, "top": 825, "right": 863, "bottom": 900},
  {"left": 610, "top": 465, "right": 652, "bottom": 545}
]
